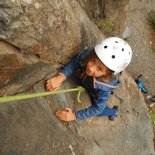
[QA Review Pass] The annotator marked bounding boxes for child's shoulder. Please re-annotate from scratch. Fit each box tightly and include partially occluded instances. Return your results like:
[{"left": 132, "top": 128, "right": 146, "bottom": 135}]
[
  {"left": 79, "top": 47, "right": 93, "bottom": 57},
  {"left": 94, "top": 77, "right": 120, "bottom": 91},
  {"left": 78, "top": 48, "right": 93, "bottom": 66}
]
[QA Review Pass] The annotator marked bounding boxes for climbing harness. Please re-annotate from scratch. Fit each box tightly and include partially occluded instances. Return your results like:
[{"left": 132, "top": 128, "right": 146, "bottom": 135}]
[{"left": 0, "top": 86, "right": 85, "bottom": 103}]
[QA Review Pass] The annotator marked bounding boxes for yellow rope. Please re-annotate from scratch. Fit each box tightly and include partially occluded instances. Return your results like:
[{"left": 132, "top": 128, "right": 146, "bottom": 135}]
[{"left": 0, "top": 86, "right": 85, "bottom": 103}]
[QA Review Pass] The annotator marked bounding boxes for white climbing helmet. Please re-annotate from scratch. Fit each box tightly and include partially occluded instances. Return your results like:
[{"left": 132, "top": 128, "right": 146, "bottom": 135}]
[{"left": 94, "top": 37, "right": 132, "bottom": 74}]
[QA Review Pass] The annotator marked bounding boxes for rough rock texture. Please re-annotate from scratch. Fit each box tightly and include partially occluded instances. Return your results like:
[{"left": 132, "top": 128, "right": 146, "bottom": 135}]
[
  {"left": 0, "top": 73, "right": 154, "bottom": 155},
  {"left": 0, "top": 0, "right": 154, "bottom": 155},
  {"left": 125, "top": 0, "right": 155, "bottom": 95},
  {"left": 77, "top": 0, "right": 129, "bottom": 35},
  {"left": 0, "top": 41, "right": 55, "bottom": 95},
  {"left": 0, "top": 0, "right": 102, "bottom": 94}
]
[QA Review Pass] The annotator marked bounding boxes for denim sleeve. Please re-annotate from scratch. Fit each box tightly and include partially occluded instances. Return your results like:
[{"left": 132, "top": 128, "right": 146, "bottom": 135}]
[
  {"left": 75, "top": 90, "right": 111, "bottom": 120},
  {"left": 59, "top": 48, "right": 92, "bottom": 78}
]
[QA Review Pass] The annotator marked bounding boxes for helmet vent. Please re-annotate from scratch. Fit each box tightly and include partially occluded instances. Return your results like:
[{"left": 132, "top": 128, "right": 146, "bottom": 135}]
[
  {"left": 122, "top": 48, "right": 124, "bottom": 51},
  {"left": 112, "top": 55, "right": 115, "bottom": 59},
  {"left": 115, "top": 41, "right": 118, "bottom": 43},
  {"left": 104, "top": 45, "right": 108, "bottom": 49}
]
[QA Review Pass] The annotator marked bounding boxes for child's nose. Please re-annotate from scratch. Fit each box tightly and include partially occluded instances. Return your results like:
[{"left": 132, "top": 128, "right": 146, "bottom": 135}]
[{"left": 90, "top": 66, "right": 96, "bottom": 73}]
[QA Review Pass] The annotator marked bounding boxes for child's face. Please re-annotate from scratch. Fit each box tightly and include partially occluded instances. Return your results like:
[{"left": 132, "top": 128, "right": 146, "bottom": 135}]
[{"left": 86, "top": 58, "right": 111, "bottom": 77}]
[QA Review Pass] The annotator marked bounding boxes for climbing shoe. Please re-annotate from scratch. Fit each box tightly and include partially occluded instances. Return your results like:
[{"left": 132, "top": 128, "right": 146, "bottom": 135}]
[{"left": 109, "top": 106, "right": 118, "bottom": 121}]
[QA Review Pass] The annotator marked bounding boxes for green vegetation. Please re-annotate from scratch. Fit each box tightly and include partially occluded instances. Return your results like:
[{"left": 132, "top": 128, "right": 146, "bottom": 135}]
[
  {"left": 150, "top": 108, "right": 155, "bottom": 128},
  {"left": 148, "top": 11, "right": 155, "bottom": 30},
  {"left": 152, "top": 44, "right": 155, "bottom": 53},
  {"left": 147, "top": 96, "right": 155, "bottom": 130},
  {"left": 148, "top": 11, "right": 155, "bottom": 53},
  {"left": 94, "top": 19, "right": 115, "bottom": 34}
]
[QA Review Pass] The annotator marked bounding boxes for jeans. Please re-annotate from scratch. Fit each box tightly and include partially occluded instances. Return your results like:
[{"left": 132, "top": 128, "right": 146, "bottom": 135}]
[
  {"left": 97, "top": 107, "right": 116, "bottom": 117},
  {"left": 88, "top": 92, "right": 116, "bottom": 117}
]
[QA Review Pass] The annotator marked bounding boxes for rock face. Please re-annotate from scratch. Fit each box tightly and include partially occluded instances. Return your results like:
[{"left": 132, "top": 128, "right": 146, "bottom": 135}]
[
  {"left": 0, "top": 73, "right": 154, "bottom": 155},
  {"left": 125, "top": 0, "right": 155, "bottom": 95},
  {"left": 77, "top": 0, "right": 129, "bottom": 35},
  {"left": 0, "top": 0, "right": 102, "bottom": 94},
  {"left": 0, "top": 0, "right": 154, "bottom": 155}
]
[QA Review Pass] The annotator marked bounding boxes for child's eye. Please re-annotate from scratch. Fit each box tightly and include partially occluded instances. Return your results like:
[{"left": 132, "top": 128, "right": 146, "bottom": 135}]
[{"left": 97, "top": 67, "right": 103, "bottom": 72}]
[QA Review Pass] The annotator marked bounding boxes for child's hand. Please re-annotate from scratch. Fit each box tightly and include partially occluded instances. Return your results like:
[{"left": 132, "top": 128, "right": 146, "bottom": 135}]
[
  {"left": 46, "top": 74, "right": 65, "bottom": 91},
  {"left": 56, "top": 108, "right": 76, "bottom": 121}
]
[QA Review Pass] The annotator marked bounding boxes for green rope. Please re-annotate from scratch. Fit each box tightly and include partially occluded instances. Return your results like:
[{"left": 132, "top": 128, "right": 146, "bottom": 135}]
[{"left": 0, "top": 86, "right": 85, "bottom": 103}]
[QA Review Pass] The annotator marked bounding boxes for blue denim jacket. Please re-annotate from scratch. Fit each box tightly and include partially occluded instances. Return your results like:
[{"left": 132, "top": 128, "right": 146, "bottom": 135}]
[{"left": 59, "top": 48, "right": 120, "bottom": 120}]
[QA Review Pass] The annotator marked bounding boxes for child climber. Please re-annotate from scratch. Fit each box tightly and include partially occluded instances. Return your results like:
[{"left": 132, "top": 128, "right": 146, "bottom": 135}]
[{"left": 46, "top": 37, "right": 132, "bottom": 122}]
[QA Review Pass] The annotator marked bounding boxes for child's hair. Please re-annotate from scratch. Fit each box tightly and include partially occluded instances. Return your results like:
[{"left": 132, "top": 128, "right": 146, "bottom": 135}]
[{"left": 84, "top": 48, "right": 114, "bottom": 82}]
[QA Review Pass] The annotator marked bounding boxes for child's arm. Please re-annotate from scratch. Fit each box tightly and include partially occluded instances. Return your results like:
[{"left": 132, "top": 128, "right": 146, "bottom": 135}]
[
  {"left": 59, "top": 48, "right": 91, "bottom": 79},
  {"left": 46, "top": 48, "right": 91, "bottom": 91},
  {"left": 55, "top": 90, "right": 112, "bottom": 121},
  {"left": 75, "top": 90, "right": 111, "bottom": 120}
]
